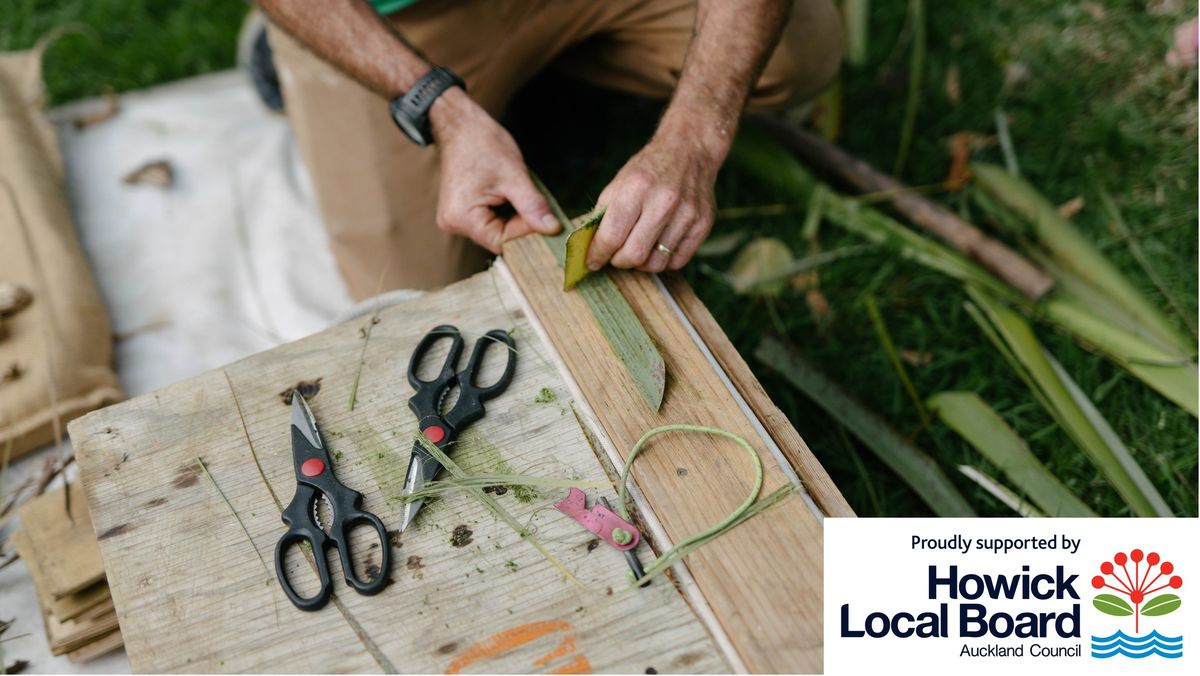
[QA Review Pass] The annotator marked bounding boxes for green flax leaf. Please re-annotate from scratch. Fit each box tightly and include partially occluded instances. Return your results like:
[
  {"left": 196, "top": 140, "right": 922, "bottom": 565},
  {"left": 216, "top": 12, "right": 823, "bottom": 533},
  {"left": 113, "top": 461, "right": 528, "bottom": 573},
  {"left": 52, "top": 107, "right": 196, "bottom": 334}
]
[{"left": 533, "top": 175, "right": 666, "bottom": 410}]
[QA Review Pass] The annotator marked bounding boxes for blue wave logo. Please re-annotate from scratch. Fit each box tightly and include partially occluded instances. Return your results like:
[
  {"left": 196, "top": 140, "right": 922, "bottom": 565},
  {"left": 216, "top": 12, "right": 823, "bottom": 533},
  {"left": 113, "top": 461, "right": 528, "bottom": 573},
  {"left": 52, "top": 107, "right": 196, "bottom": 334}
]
[{"left": 1091, "top": 630, "right": 1183, "bottom": 659}]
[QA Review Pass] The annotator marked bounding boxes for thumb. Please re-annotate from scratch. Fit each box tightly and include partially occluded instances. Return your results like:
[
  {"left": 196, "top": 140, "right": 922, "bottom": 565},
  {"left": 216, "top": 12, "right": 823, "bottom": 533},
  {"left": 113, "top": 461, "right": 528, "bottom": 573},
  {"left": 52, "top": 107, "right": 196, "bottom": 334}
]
[{"left": 504, "top": 173, "right": 561, "bottom": 235}]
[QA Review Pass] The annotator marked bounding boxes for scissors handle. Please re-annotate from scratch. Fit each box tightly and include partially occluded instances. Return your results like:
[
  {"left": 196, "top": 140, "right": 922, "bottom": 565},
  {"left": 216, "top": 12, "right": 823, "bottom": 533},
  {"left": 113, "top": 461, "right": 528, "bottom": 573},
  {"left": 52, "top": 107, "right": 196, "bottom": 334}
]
[
  {"left": 406, "top": 325, "right": 516, "bottom": 434},
  {"left": 276, "top": 422, "right": 391, "bottom": 611},
  {"left": 274, "top": 485, "right": 334, "bottom": 611},
  {"left": 274, "top": 485, "right": 391, "bottom": 610}
]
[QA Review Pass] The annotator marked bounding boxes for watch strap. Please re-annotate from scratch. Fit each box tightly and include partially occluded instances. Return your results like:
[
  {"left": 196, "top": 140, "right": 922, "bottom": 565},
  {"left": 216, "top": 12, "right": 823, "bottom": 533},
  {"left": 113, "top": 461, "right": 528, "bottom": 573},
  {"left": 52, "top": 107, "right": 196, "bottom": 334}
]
[{"left": 389, "top": 66, "right": 465, "bottom": 147}]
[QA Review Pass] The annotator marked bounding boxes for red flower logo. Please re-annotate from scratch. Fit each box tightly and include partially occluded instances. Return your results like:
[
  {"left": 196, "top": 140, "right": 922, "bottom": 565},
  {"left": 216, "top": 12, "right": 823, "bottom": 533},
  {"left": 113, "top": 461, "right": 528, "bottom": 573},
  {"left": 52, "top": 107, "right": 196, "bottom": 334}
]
[{"left": 1091, "top": 549, "right": 1183, "bottom": 633}]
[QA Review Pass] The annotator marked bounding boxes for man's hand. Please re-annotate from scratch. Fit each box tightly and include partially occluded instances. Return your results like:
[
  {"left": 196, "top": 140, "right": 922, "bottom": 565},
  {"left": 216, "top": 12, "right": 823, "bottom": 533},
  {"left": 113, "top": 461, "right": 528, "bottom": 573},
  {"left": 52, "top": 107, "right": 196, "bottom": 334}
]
[
  {"left": 432, "top": 89, "right": 560, "bottom": 253},
  {"left": 586, "top": 0, "right": 792, "bottom": 275},
  {"left": 588, "top": 136, "right": 719, "bottom": 273}
]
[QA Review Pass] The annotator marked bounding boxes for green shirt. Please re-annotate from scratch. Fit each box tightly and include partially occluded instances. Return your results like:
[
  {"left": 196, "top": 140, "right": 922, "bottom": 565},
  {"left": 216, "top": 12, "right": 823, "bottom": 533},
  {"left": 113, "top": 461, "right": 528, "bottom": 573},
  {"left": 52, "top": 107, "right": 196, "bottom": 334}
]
[{"left": 370, "top": 0, "right": 422, "bottom": 14}]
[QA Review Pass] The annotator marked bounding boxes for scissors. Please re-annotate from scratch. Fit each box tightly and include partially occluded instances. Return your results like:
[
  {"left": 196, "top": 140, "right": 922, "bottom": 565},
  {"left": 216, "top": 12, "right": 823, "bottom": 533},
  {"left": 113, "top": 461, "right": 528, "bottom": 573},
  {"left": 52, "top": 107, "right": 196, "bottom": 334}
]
[
  {"left": 274, "top": 392, "right": 391, "bottom": 611},
  {"left": 399, "top": 324, "right": 516, "bottom": 532}
]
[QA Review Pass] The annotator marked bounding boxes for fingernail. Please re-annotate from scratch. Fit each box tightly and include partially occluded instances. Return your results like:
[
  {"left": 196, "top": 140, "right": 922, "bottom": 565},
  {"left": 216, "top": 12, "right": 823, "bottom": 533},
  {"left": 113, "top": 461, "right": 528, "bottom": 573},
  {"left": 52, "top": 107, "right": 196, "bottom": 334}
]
[
  {"left": 541, "top": 214, "right": 559, "bottom": 231},
  {"left": 587, "top": 260, "right": 600, "bottom": 272}
]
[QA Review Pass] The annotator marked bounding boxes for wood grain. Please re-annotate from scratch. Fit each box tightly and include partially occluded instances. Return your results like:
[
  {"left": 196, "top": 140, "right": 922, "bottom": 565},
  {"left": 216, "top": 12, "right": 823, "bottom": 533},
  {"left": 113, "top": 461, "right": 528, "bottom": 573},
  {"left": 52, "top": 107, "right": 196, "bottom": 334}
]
[
  {"left": 503, "top": 236, "right": 831, "bottom": 673},
  {"left": 664, "top": 276, "right": 854, "bottom": 519},
  {"left": 70, "top": 271, "right": 727, "bottom": 674}
]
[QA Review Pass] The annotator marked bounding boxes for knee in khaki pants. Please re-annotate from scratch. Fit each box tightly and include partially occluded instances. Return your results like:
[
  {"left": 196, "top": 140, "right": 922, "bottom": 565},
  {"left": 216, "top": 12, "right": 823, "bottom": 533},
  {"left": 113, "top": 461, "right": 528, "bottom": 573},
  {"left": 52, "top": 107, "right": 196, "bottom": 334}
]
[{"left": 750, "top": 0, "right": 845, "bottom": 110}]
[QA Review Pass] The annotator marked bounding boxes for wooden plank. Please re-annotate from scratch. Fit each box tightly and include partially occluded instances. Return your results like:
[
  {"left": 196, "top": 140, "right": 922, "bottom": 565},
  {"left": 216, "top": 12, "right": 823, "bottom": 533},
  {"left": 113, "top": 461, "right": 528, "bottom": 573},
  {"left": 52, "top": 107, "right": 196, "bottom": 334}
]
[
  {"left": 69, "top": 271, "right": 728, "bottom": 674},
  {"left": 502, "top": 236, "right": 831, "bottom": 673},
  {"left": 664, "top": 275, "right": 855, "bottom": 519},
  {"left": 17, "top": 482, "right": 105, "bottom": 598}
]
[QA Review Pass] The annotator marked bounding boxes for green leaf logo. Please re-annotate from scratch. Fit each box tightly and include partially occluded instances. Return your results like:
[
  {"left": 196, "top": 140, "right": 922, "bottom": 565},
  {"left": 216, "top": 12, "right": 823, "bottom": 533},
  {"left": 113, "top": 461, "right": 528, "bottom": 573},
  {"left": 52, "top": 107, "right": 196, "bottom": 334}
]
[
  {"left": 1140, "top": 594, "right": 1181, "bottom": 617},
  {"left": 1093, "top": 594, "right": 1134, "bottom": 616}
]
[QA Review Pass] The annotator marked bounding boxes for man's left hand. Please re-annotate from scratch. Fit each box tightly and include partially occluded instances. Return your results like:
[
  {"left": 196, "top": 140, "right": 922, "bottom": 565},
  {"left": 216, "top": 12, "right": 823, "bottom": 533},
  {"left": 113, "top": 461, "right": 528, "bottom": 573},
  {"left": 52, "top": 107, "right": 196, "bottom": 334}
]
[{"left": 586, "top": 137, "right": 719, "bottom": 274}]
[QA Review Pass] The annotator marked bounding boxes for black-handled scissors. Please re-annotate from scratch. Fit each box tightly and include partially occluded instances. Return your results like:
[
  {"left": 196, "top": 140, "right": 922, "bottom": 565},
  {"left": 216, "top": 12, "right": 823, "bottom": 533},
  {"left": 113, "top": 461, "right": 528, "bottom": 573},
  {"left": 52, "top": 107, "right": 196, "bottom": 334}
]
[
  {"left": 274, "top": 392, "right": 390, "bottom": 611},
  {"left": 399, "top": 325, "right": 516, "bottom": 532}
]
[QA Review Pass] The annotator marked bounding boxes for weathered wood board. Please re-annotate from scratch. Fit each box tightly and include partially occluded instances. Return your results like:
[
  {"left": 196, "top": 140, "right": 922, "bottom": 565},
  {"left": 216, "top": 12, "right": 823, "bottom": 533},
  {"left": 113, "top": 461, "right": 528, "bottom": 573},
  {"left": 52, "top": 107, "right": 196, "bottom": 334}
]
[
  {"left": 503, "top": 238, "right": 830, "bottom": 673},
  {"left": 70, "top": 271, "right": 730, "bottom": 673}
]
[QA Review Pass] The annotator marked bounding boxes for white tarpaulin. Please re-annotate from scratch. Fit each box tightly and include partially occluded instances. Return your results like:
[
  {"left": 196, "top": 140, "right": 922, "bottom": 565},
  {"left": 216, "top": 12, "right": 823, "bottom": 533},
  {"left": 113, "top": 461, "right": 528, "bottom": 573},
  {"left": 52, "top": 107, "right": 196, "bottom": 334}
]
[{"left": 1, "top": 70, "right": 394, "bottom": 672}]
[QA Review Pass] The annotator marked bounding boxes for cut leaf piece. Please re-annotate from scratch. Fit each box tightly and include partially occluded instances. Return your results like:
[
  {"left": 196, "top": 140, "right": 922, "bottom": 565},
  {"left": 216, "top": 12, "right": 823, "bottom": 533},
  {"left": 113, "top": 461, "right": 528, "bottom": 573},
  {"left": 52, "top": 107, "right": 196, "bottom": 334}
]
[
  {"left": 756, "top": 336, "right": 975, "bottom": 516},
  {"left": 728, "top": 238, "right": 795, "bottom": 295},
  {"left": 971, "top": 162, "right": 1191, "bottom": 356},
  {"left": 696, "top": 230, "right": 748, "bottom": 258},
  {"left": 562, "top": 208, "right": 604, "bottom": 290},
  {"left": 533, "top": 175, "right": 666, "bottom": 411},
  {"left": 966, "top": 286, "right": 1173, "bottom": 516},
  {"left": 957, "top": 465, "right": 1045, "bottom": 517},
  {"left": 929, "top": 391, "right": 1096, "bottom": 517},
  {"left": 1093, "top": 594, "right": 1134, "bottom": 616}
]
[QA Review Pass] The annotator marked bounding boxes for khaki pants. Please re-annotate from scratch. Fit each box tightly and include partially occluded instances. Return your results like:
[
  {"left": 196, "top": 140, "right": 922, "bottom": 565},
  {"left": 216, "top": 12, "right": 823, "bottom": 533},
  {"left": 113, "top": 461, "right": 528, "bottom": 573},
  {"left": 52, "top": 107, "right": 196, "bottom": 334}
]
[{"left": 270, "top": 0, "right": 843, "bottom": 299}]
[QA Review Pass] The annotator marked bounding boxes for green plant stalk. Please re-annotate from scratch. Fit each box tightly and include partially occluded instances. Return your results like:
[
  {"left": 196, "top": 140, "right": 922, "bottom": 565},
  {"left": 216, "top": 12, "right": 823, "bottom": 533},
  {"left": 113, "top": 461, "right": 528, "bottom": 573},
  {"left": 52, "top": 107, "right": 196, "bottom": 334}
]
[
  {"left": 414, "top": 434, "right": 589, "bottom": 590},
  {"left": 928, "top": 391, "right": 1095, "bottom": 516},
  {"left": 893, "top": 0, "right": 925, "bottom": 176},
  {"left": 756, "top": 336, "right": 976, "bottom": 516},
  {"left": 347, "top": 309, "right": 380, "bottom": 412},
  {"left": 819, "top": 163, "right": 1196, "bottom": 415},
  {"left": 842, "top": 0, "right": 870, "bottom": 66},
  {"left": 1039, "top": 294, "right": 1198, "bottom": 415},
  {"left": 398, "top": 475, "right": 611, "bottom": 502},
  {"left": 614, "top": 424, "right": 796, "bottom": 586},
  {"left": 532, "top": 174, "right": 666, "bottom": 411},
  {"left": 994, "top": 109, "right": 1021, "bottom": 177},
  {"left": 957, "top": 465, "right": 1045, "bottom": 517},
  {"left": 865, "top": 295, "right": 931, "bottom": 429},
  {"left": 196, "top": 456, "right": 273, "bottom": 581},
  {"left": 971, "top": 162, "right": 1191, "bottom": 355},
  {"left": 966, "top": 286, "right": 1172, "bottom": 516},
  {"left": 719, "top": 244, "right": 874, "bottom": 294}
]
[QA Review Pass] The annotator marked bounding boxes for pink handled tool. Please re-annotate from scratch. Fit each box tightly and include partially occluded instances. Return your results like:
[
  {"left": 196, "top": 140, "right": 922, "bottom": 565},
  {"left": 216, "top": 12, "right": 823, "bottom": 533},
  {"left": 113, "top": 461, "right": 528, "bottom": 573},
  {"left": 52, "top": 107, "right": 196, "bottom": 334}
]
[{"left": 554, "top": 488, "right": 641, "bottom": 551}]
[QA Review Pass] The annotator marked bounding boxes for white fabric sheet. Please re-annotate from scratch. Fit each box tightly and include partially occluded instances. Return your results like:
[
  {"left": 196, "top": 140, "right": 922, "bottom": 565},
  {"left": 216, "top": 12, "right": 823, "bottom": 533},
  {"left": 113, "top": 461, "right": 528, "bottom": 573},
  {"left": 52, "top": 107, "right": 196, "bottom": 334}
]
[{"left": 1, "top": 70, "right": 384, "bottom": 672}]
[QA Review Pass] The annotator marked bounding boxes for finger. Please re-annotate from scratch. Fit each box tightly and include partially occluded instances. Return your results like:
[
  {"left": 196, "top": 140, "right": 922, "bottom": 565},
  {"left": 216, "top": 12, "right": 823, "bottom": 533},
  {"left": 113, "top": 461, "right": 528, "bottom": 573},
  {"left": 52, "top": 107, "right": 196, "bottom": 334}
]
[
  {"left": 587, "top": 197, "right": 642, "bottom": 271},
  {"left": 667, "top": 214, "right": 713, "bottom": 271},
  {"left": 499, "top": 214, "right": 538, "bottom": 244},
  {"left": 503, "top": 172, "right": 560, "bottom": 235},
  {"left": 610, "top": 194, "right": 678, "bottom": 269},
  {"left": 460, "top": 209, "right": 505, "bottom": 254},
  {"left": 640, "top": 206, "right": 693, "bottom": 273}
]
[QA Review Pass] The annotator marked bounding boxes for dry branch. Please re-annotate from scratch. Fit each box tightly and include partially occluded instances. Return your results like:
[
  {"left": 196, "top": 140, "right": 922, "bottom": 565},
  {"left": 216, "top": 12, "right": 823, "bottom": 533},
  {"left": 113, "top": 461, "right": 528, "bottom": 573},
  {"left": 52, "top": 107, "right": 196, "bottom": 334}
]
[{"left": 749, "top": 116, "right": 1055, "bottom": 300}]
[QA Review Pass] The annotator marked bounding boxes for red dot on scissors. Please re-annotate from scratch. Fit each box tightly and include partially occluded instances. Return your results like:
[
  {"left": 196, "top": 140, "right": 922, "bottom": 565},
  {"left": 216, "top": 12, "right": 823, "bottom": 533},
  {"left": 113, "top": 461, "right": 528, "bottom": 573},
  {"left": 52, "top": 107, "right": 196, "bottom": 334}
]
[
  {"left": 423, "top": 426, "right": 446, "bottom": 444},
  {"left": 300, "top": 458, "right": 325, "bottom": 477}
]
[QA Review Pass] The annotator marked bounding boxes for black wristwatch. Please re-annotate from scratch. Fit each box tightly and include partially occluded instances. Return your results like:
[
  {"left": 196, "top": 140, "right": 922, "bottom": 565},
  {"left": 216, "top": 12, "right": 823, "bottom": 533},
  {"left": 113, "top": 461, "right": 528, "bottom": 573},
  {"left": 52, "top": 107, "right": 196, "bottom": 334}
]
[{"left": 388, "top": 66, "right": 465, "bottom": 147}]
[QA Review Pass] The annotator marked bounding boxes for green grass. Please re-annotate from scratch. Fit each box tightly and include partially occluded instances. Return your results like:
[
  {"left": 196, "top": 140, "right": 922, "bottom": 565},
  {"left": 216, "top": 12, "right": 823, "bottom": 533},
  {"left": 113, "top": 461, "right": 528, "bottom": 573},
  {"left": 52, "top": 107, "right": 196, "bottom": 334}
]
[
  {"left": 2, "top": 1, "right": 1194, "bottom": 516},
  {"left": 0, "top": 0, "right": 245, "bottom": 104}
]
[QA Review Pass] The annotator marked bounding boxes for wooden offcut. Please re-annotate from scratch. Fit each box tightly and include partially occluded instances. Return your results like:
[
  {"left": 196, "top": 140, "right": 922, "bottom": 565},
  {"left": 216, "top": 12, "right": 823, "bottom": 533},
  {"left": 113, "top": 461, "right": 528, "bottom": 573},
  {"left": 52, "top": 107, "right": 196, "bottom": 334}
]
[
  {"left": 70, "top": 251, "right": 845, "bottom": 672},
  {"left": 16, "top": 482, "right": 105, "bottom": 598}
]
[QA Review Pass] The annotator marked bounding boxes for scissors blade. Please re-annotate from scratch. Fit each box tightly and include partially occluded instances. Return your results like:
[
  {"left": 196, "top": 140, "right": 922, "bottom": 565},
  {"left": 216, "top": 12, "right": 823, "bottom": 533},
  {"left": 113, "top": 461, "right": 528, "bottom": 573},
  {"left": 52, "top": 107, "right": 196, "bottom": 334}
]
[
  {"left": 398, "top": 439, "right": 443, "bottom": 533},
  {"left": 290, "top": 392, "right": 323, "bottom": 452}
]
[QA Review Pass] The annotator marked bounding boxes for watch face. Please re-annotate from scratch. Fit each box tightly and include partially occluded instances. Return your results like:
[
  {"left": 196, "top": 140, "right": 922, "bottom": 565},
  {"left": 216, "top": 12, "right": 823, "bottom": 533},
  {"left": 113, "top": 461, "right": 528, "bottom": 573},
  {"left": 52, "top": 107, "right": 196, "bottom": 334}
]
[{"left": 396, "top": 113, "right": 424, "bottom": 145}]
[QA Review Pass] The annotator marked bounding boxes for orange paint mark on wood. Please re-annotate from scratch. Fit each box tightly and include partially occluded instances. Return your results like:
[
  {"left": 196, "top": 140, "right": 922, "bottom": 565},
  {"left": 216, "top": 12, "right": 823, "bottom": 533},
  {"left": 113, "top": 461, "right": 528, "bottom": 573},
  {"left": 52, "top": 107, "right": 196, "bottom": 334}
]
[
  {"left": 549, "top": 653, "right": 592, "bottom": 674},
  {"left": 444, "top": 620, "right": 572, "bottom": 674},
  {"left": 532, "top": 634, "right": 577, "bottom": 667}
]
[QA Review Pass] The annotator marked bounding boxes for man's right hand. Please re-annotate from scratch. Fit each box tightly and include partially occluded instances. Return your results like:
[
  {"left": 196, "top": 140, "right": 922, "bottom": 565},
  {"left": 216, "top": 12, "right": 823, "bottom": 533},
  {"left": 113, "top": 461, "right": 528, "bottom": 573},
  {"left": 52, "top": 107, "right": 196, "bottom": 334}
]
[{"left": 430, "top": 88, "right": 560, "bottom": 253}]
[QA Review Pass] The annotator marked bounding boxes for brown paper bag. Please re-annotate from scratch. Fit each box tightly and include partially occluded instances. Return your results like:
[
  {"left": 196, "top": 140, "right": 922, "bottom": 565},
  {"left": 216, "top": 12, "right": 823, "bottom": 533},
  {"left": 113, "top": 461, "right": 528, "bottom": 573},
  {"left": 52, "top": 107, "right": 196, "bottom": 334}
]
[{"left": 0, "top": 45, "right": 122, "bottom": 458}]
